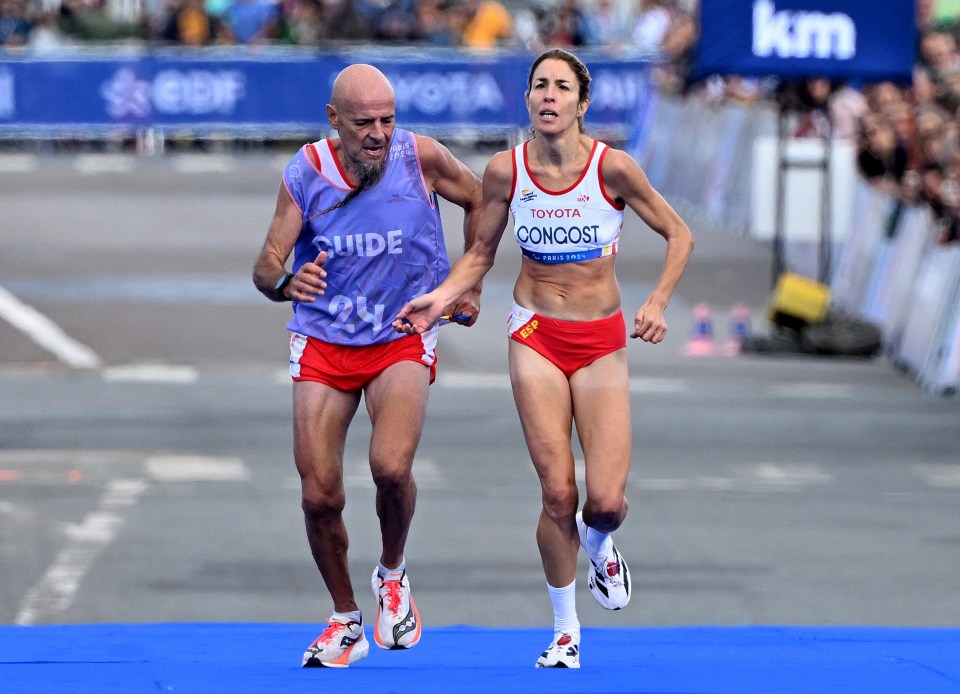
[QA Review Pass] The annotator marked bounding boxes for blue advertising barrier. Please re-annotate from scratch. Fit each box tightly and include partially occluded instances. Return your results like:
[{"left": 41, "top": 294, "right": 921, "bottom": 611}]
[
  {"left": 0, "top": 49, "right": 653, "bottom": 137},
  {"left": 693, "top": 0, "right": 916, "bottom": 84}
]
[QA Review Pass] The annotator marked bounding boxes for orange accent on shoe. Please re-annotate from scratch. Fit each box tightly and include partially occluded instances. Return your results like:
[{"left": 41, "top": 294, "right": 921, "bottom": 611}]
[{"left": 326, "top": 639, "right": 359, "bottom": 667}]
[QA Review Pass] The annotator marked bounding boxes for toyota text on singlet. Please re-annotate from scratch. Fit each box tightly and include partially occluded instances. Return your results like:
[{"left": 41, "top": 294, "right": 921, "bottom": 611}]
[{"left": 510, "top": 139, "right": 624, "bottom": 265}]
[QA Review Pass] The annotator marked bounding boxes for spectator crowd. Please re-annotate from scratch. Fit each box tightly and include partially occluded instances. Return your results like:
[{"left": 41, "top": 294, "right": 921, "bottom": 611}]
[
  {"left": 0, "top": 0, "right": 696, "bottom": 54},
  {"left": 849, "top": 2, "right": 960, "bottom": 244},
  {"left": 3, "top": 0, "right": 960, "bottom": 244}
]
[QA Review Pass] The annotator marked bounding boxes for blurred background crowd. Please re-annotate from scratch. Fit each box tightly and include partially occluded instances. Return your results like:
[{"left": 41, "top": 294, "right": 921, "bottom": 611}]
[
  {"left": 0, "top": 0, "right": 697, "bottom": 54},
  {"left": 3, "top": 0, "right": 960, "bottom": 244}
]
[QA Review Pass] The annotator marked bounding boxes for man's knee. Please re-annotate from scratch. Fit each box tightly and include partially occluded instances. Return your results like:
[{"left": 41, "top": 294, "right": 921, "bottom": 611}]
[
  {"left": 301, "top": 487, "right": 346, "bottom": 519},
  {"left": 370, "top": 462, "right": 414, "bottom": 495}
]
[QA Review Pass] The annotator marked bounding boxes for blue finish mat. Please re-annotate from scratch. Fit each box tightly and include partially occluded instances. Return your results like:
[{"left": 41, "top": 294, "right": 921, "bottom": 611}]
[{"left": 2, "top": 624, "right": 959, "bottom": 693}]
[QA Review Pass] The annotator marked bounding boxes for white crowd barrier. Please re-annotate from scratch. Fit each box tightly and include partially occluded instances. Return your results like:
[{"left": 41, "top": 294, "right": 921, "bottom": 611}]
[
  {"left": 632, "top": 93, "right": 960, "bottom": 397},
  {"left": 829, "top": 184, "right": 960, "bottom": 395},
  {"left": 632, "top": 92, "right": 776, "bottom": 237}
]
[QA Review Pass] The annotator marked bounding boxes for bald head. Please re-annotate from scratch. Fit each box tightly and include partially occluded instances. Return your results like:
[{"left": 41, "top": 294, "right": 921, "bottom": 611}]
[
  {"left": 330, "top": 64, "right": 395, "bottom": 111},
  {"left": 326, "top": 63, "right": 397, "bottom": 191}
]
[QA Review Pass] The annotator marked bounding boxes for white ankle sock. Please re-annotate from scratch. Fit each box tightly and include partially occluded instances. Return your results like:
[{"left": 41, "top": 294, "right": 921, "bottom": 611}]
[
  {"left": 585, "top": 525, "right": 613, "bottom": 559},
  {"left": 378, "top": 558, "right": 406, "bottom": 581},
  {"left": 547, "top": 580, "right": 580, "bottom": 636}
]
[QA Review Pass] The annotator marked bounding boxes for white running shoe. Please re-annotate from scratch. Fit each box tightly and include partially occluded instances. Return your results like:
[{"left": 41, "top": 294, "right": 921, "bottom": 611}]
[
  {"left": 371, "top": 566, "right": 422, "bottom": 649},
  {"left": 577, "top": 512, "right": 632, "bottom": 610},
  {"left": 535, "top": 631, "right": 581, "bottom": 668},
  {"left": 301, "top": 617, "right": 369, "bottom": 668}
]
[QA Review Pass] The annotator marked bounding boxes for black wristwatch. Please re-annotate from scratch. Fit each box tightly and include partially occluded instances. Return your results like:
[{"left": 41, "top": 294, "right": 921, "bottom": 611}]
[{"left": 274, "top": 273, "right": 294, "bottom": 301}]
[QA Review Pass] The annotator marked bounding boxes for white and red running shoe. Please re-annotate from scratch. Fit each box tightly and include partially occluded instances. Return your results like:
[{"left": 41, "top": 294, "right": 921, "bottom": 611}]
[
  {"left": 535, "top": 631, "right": 581, "bottom": 668},
  {"left": 371, "top": 566, "right": 422, "bottom": 649},
  {"left": 577, "top": 512, "right": 632, "bottom": 610},
  {"left": 301, "top": 617, "right": 369, "bottom": 668}
]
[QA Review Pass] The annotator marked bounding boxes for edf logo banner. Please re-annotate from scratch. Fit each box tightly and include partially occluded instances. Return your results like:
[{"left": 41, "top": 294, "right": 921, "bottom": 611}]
[
  {"left": 0, "top": 52, "right": 654, "bottom": 134},
  {"left": 693, "top": 0, "right": 915, "bottom": 84}
]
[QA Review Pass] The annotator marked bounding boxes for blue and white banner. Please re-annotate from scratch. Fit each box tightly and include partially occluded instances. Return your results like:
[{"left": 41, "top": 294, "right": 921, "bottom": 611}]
[
  {"left": 0, "top": 50, "right": 652, "bottom": 136},
  {"left": 693, "top": 0, "right": 916, "bottom": 84}
]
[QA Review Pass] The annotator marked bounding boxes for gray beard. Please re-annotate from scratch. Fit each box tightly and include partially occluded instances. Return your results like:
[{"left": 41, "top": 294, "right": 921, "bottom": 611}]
[
  {"left": 355, "top": 159, "right": 385, "bottom": 191},
  {"left": 310, "top": 156, "right": 386, "bottom": 220}
]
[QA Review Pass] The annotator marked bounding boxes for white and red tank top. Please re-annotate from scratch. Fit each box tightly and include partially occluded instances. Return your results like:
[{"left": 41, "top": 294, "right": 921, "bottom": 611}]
[{"left": 510, "top": 139, "right": 624, "bottom": 264}]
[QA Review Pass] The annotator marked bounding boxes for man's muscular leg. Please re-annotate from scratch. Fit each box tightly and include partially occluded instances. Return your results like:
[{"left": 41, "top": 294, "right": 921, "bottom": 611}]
[
  {"left": 364, "top": 360, "right": 430, "bottom": 567},
  {"left": 294, "top": 380, "right": 362, "bottom": 611}
]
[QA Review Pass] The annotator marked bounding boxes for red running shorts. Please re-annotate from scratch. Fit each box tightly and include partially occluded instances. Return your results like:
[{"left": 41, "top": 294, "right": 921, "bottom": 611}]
[
  {"left": 289, "top": 331, "right": 438, "bottom": 392},
  {"left": 506, "top": 302, "right": 626, "bottom": 378}
]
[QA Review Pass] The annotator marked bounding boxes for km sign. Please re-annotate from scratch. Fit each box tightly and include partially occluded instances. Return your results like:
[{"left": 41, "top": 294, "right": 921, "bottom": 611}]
[
  {"left": 693, "top": 0, "right": 914, "bottom": 84},
  {"left": 752, "top": 0, "right": 856, "bottom": 60}
]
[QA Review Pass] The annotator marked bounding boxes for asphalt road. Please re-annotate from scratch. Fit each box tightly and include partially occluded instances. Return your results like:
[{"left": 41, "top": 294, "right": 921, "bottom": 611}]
[{"left": 1, "top": 150, "right": 958, "bottom": 631}]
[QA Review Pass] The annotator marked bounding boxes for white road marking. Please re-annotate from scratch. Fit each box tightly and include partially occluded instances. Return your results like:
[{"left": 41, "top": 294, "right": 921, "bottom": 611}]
[
  {"left": 0, "top": 449, "right": 141, "bottom": 465},
  {"left": 102, "top": 364, "right": 198, "bottom": 383},
  {"left": 769, "top": 383, "right": 854, "bottom": 398},
  {"left": 0, "top": 154, "right": 39, "bottom": 173},
  {"left": 914, "top": 464, "right": 960, "bottom": 489},
  {"left": 342, "top": 473, "right": 370, "bottom": 488},
  {"left": 0, "top": 285, "right": 102, "bottom": 369},
  {"left": 145, "top": 455, "right": 249, "bottom": 483},
  {"left": 440, "top": 373, "right": 511, "bottom": 389},
  {"left": 415, "top": 458, "right": 442, "bottom": 488},
  {"left": 171, "top": 154, "right": 237, "bottom": 174},
  {"left": 74, "top": 154, "right": 136, "bottom": 175},
  {"left": 749, "top": 462, "right": 833, "bottom": 487},
  {"left": 15, "top": 478, "right": 148, "bottom": 625},
  {"left": 629, "top": 377, "right": 689, "bottom": 393},
  {"left": 633, "top": 463, "right": 833, "bottom": 493},
  {"left": 635, "top": 478, "right": 691, "bottom": 491},
  {"left": 9, "top": 451, "right": 252, "bottom": 624}
]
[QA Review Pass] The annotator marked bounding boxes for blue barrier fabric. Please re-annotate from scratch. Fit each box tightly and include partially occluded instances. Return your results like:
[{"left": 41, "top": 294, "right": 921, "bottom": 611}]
[
  {"left": 693, "top": 0, "right": 916, "bottom": 84},
  {"left": 2, "top": 624, "right": 959, "bottom": 693},
  {"left": 0, "top": 51, "right": 652, "bottom": 136}
]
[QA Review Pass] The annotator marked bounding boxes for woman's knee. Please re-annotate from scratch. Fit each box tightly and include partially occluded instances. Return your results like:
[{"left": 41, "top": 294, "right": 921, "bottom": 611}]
[
  {"left": 583, "top": 496, "right": 628, "bottom": 532},
  {"left": 540, "top": 481, "right": 579, "bottom": 521}
]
